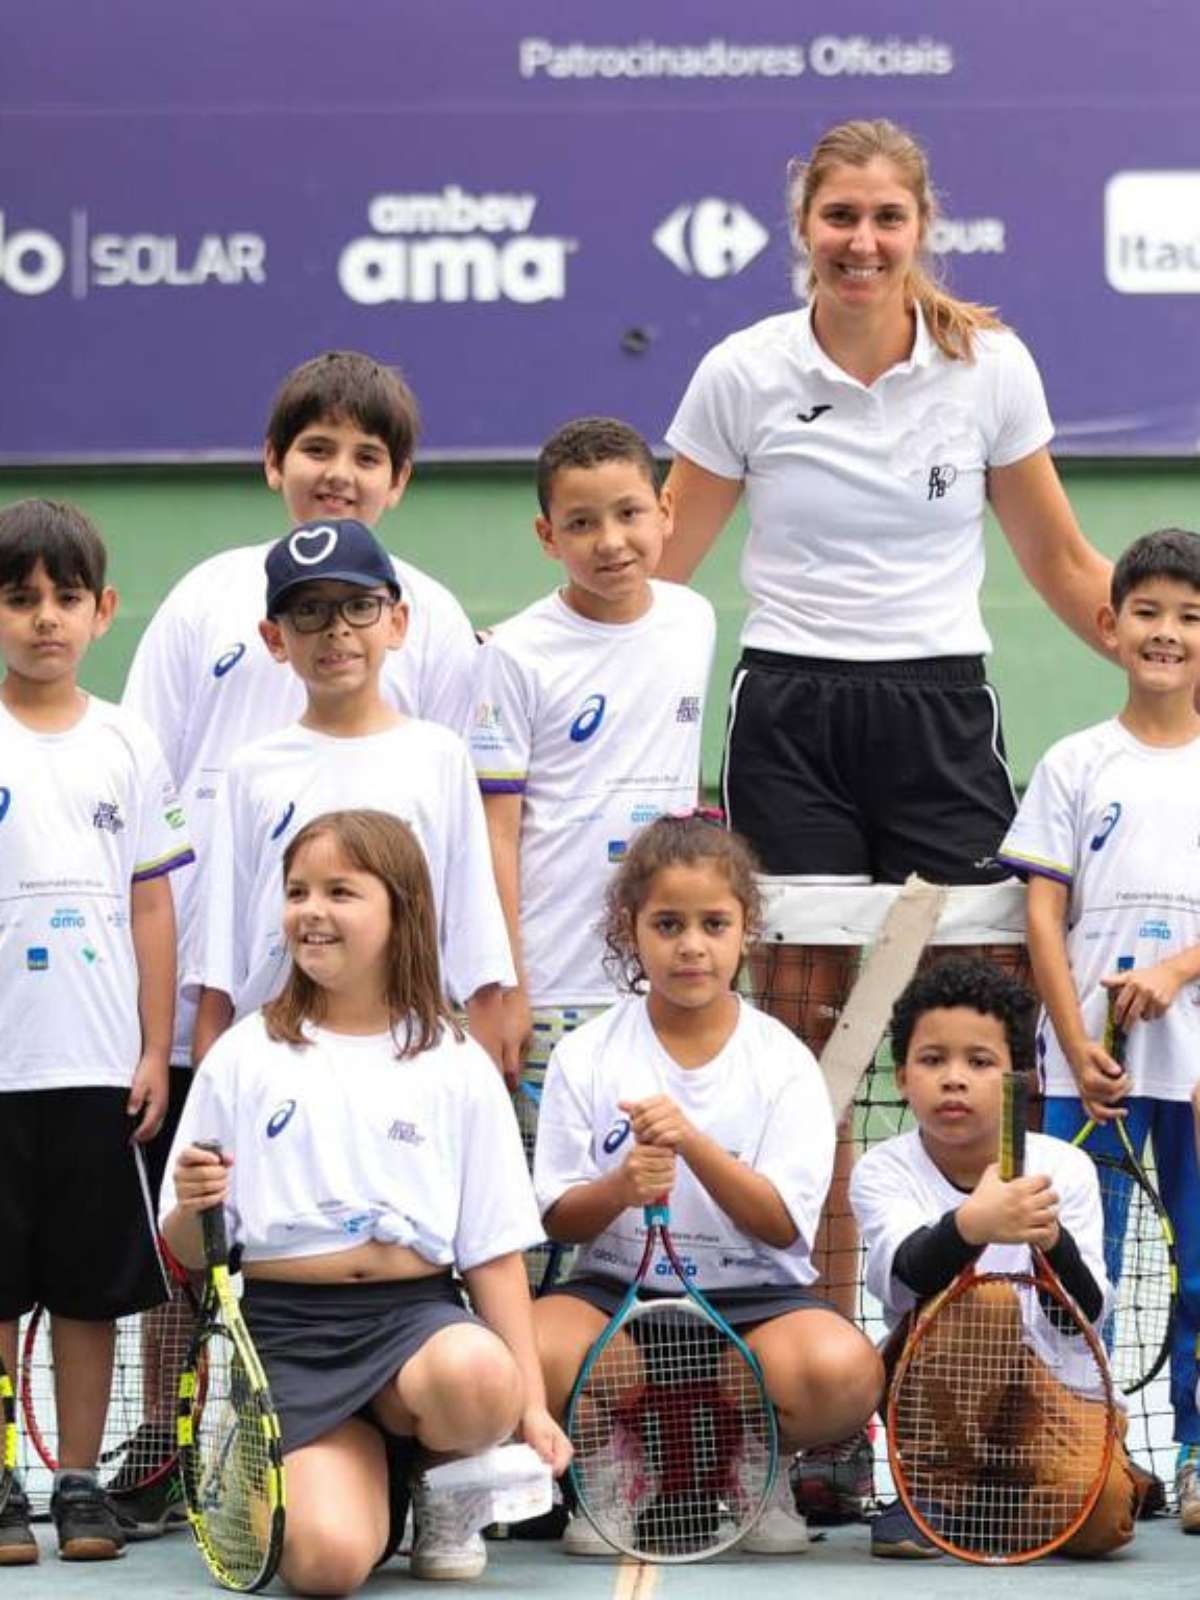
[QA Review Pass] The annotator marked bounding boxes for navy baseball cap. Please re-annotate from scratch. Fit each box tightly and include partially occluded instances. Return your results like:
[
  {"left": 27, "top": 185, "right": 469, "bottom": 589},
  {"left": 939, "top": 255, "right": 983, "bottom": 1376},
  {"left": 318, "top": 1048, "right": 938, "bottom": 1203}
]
[{"left": 265, "top": 519, "right": 401, "bottom": 616}]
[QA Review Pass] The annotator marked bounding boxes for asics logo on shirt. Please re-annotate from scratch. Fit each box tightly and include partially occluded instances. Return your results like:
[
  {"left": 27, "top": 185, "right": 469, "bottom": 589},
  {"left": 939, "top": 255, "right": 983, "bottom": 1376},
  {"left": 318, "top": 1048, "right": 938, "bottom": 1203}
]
[
  {"left": 570, "top": 693, "right": 606, "bottom": 743},
  {"left": 796, "top": 404, "right": 832, "bottom": 424},
  {"left": 270, "top": 801, "right": 296, "bottom": 841},
  {"left": 603, "top": 1116, "right": 632, "bottom": 1153},
  {"left": 1090, "top": 801, "right": 1122, "bottom": 851},
  {"left": 0, "top": 787, "right": 9, "bottom": 822},
  {"left": 266, "top": 1098, "right": 297, "bottom": 1138},
  {"left": 213, "top": 642, "right": 247, "bottom": 678}
]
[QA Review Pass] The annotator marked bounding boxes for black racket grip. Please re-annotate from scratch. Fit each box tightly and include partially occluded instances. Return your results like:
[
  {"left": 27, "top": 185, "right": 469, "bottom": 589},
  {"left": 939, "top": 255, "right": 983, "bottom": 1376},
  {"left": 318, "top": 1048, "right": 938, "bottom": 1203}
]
[{"left": 194, "top": 1139, "right": 230, "bottom": 1268}]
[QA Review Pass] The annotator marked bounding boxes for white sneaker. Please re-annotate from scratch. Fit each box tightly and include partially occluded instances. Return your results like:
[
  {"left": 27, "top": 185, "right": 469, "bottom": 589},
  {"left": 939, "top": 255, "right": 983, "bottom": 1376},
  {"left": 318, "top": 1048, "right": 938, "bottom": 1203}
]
[
  {"left": 410, "top": 1478, "right": 488, "bottom": 1581},
  {"left": 563, "top": 1512, "right": 616, "bottom": 1557},
  {"left": 740, "top": 1468, "right": 810, "bottom": 1554}
]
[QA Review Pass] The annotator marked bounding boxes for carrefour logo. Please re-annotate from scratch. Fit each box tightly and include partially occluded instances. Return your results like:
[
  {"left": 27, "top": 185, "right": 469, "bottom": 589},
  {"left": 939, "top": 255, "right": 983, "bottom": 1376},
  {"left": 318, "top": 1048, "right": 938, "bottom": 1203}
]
[
  {"left": 653, "top": 199, "right": 768, "bottom": 279},
  {"left": 0, "top": 210, "right": 266, "bottom": 298},
  {"left": 338, "top": 186, "right": 575, "bottom": 306},
  {"left": 570, "top": 694, "right": 606, "bottom": 742}
]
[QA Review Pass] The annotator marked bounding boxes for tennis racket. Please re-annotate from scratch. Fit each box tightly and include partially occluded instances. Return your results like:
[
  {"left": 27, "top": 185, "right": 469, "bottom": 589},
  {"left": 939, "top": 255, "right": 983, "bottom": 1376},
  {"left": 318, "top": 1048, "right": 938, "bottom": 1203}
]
[
  {"left": 177, "top": 1141, "right": 285, "bottom": 1593},
  {"left": 0, "top": 1355, "right": 15, "bottom": 1514},
  {"left": 515, "top": 1076, "right": 568, "bottom": 1295},
  {"left": 888, "top": 1072, "right": 1118, "bottom": 1564},
  {"left": 565, "top": 1198, "right": 778, "bottom": 1562}
]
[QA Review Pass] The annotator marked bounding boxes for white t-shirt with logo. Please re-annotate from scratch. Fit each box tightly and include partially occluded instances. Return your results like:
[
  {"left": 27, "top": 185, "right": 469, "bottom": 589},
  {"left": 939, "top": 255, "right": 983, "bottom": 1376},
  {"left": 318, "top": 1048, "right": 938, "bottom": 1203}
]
[
  {"left": 122, "top": 539, "right": 478, "bottom": 1063},
  {"left": 191, "top": 718, "right": 514, "bottom": 1015},
  {"left": 533, "top": 995, "right": 834, "bottom": 1289},
  {"left": 851, "top": 1128, "right": 1113, "bottom": 1398},
  {"left": 0, "top": 696, "right": 194, "bottom": 1091},
  {"left": 468, "top": 582, "right": 716, "bottom": 1006},
  {"left": 158, "top": 1012, "right": 542, "bottom": 1268},
  {"left": 666, "top": 304, "right": 1053, "bottom": 660},
  {"left": 997, "top": 718, "right": 1200, "bottom": 1100}
]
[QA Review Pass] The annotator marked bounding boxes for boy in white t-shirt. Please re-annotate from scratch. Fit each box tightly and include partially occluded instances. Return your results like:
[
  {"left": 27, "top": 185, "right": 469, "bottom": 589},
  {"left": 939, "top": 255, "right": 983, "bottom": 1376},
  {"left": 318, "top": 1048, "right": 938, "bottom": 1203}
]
[
  {"left": 191, "top": 519, "right": 513, "bottom": 1066},
  {"left": 0, "top": 501, "right": 193, "bottom": 1564},
  {"left": 997, "top": 527, "right": 1200, "bottom": 1529},
  {"left": 123, "top": 351, "right": 478, "bottom": 1079},
  {"left": 469, "top": 417, "right": 716, "bottom": 1087},
  {"left": 850, "top": 958, "right": 1138, "bottom": 1559}
]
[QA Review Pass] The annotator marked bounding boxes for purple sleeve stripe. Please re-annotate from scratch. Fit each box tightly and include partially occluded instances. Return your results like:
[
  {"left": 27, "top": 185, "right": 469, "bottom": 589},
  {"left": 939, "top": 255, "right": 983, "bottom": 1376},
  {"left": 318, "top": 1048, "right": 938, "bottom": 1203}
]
[
  {"left": 479, "top": 778, "right": 526, "bottom": 795},
  {"left": 132, "top": 846, "right": 197, "bottom": 883},
  {"left": 993, "top": 851, "right": 1072, "bottom": 887}
]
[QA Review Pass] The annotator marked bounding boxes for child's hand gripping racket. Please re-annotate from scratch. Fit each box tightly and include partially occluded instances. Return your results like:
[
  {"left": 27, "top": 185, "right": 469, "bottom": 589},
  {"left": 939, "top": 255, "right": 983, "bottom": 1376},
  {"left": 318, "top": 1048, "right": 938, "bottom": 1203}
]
[
  {"left": 887, "top": 1072, "right": 1118, "bottom": 1564},
  {"left": 565, "top": 1187, "right": 778, "bottom": 1563},
  {"left": 177, "top": 1141, "right": 285, "bottom": 1593}
]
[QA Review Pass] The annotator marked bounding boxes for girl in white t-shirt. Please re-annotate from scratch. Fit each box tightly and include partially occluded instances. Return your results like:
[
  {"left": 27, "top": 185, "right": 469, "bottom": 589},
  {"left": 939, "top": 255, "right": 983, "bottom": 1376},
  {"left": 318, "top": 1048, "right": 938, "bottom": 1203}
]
[
  {"left": 160, "top": 810, "right": 569, "bottom": 1596},
  {"left": 532, "top": 814, "right": 883, "bottom": 1555}
]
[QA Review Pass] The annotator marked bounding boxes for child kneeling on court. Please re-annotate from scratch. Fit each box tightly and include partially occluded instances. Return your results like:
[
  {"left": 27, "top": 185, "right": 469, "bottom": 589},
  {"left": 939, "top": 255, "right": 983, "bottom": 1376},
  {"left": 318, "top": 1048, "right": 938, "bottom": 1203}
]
[
  {"left": 851, "top": 958, "right": 1139, "bottom": 1560},
  {"left": 160, "top": 810, "right": 568, "bottom": 1595},
  {"left": 532, "top": 815, "right": 883, "bottom": 1556}
]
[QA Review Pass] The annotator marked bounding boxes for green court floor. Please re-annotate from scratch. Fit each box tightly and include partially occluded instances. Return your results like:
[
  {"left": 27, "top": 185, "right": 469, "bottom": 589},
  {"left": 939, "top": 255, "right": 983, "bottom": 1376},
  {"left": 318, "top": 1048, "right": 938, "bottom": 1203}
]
[{"left": 1, "top": 459, "right": 1196, "bottom": 786}]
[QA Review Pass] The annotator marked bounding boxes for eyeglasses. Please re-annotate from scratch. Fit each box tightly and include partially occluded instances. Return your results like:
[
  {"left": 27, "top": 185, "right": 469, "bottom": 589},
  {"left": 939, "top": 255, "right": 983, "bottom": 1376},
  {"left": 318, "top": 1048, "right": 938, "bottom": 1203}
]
[{"left": 282, "top": 593, "right": 392, "bottom": 633}]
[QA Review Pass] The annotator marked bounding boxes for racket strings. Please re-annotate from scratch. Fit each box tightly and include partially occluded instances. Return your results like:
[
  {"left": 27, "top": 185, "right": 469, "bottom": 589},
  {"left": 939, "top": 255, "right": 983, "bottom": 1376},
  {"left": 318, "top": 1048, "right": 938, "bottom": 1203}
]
[
  {"left": 891, "top": 1278, "right": 1111, "bottom": 1559},
  {"left": 184, "top": 1327, "right": 278, "bottom": 1589},
  {"left": 571, "top": 1304, "right": 772, "bottom": 1558},
  {"left": 1092, "top": 1156, "right": 1173, "bottom": 1392},
  {"left": 515, "top": 1068, "right": 570, "bottom": 1293}
]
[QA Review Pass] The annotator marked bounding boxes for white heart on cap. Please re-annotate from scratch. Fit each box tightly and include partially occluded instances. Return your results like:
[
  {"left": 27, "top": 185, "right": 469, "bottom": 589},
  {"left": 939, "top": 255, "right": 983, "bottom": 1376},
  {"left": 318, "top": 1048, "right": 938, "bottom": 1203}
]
[{"left": 289, "top": 525, "right": 339, "bottom": 566}]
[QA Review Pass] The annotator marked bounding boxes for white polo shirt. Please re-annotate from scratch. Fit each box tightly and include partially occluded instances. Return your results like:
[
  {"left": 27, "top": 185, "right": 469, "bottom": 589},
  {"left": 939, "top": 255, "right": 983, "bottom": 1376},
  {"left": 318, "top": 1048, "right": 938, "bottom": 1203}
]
[
  {"left": 666, "top": 305, "right": 1053, "bottom": 660},
  {"left": 123, "top": 539, "right": 478, "bottom": 1063}
]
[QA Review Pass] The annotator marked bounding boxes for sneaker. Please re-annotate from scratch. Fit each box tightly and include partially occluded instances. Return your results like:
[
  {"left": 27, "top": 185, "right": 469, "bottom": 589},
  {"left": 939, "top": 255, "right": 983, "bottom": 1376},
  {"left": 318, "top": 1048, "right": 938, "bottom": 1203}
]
[
  {"left": 563, "top": 1511, "right": 616, "bottom": 1556},
  {"left": 870, "top": 1498, "right": 943, "bottom": 1560},
  {"left": 742, "top": 1468, "right": 810, "bottom": 1554},
  {"left": 106, "top": 1466, "right": 189, "bottom": 1540},
  {"left": 410, "top": 1477, "right": 487, "bottom": 1581},
  {"left": 0, "top": 1480, "right": 39, "bottom": 1566},
  {"left": 50, "top": 1473, "right": 127, "bottom": 1561},
  {"left": 1177, "top": 1446, "right": 1200, "bottom": 1534},
  {"left": 791, "top": 1428, "right": 876, "bottom": 1526}
]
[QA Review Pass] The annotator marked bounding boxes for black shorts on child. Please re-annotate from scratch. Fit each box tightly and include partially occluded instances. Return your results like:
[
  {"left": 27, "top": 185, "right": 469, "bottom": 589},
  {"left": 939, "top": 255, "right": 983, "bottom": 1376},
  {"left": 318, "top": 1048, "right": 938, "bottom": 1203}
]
[
  {"left": 722, "top": 650, "right": 1018, "bottom": 882},
  {"left": 0, "top": 1087, "right": 170, "bottom": 1321}
]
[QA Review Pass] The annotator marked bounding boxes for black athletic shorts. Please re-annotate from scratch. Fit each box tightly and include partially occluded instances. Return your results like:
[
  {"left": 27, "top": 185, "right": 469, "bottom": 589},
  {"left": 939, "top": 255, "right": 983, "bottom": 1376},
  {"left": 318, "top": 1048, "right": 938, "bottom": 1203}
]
[
  {"left": 722, "top": 650, "right": 1018, "bottom": 882},
  {"left": 0, "top": 1088, "right": 170, "bottom": 1320}
]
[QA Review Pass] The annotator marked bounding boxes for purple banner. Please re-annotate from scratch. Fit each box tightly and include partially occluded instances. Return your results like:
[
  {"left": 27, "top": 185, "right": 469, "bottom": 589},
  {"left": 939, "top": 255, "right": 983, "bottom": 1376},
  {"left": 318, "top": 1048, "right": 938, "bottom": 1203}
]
[{"left": 2, "top": 1, "right": 1199, "bottom": 460}]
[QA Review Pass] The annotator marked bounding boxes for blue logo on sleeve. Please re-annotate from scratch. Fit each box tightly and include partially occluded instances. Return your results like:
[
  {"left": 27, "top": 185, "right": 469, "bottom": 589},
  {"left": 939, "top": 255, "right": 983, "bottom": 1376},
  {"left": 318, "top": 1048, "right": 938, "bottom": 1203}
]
[
  {"left": 26, "top": 948, "right": 49, "bottom": 972},
  {"left": 266, "top": 1099, "right": 297, "bottom": 1138},
  {"left": 213, "top": 643, "right": 247, "bottom": 678},
  {"left": 0, "top": 787, "right": 10, "bottom": 822},
  {"left": 1089, "top": 802, "right": 1122, "bottom": 851},
  {"left": 570, "top": 694, "right": 606, "bottom": 743},
  {"left": 602, "top": 1117, "right": 632, "bottom": 1154},
  {"left": 270, "top": 801, "right": 296, "bottom": 841}
]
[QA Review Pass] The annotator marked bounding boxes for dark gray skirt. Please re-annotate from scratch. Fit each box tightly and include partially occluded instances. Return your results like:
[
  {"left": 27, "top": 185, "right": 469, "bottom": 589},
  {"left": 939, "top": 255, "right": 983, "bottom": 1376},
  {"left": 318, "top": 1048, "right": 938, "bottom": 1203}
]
[
  {"left": 241, "top": 1272, "right": 477, "bottom": 1455},
  {"left": 543, "top": 1271, "right": 833, "bottom": 1327}
]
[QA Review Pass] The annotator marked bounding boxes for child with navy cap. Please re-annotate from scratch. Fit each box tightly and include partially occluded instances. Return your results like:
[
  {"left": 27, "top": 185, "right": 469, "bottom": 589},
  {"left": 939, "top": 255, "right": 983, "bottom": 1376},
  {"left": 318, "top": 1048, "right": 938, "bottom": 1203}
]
[{"left": 189, "top": 516, "right": 513, "bottom": 1072}]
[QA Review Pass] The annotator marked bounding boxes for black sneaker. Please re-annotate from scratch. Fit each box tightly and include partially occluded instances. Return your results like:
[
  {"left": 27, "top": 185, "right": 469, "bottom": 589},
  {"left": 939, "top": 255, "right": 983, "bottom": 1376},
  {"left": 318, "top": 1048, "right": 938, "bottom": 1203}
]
[
  {"left": 869, "top": 1498, "right": 943, "bottom": 1560},
  {"left": 106, "top": 1466, "right": 188, "bottom": 1540},
  {"left": 50, "top": 1473, "right": 127, "bottom": 1561},
  {"left": 0, "top": 1480, "right": 39, "bottom": 1566},
  {"left": 791, "top": 1428, "right": 876, "bottom": 1526}
]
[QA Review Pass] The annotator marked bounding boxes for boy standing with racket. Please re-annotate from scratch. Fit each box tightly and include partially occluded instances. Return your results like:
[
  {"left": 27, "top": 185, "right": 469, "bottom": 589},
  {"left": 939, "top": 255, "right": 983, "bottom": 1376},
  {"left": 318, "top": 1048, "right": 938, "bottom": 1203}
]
[
  {"left": 0, "top": 501, "right": 193, "bottom": 1564},
  {"left": 468, "top": 416, "right": 716, "bottom": 1091},
  {"left": 997, "top": 527, "right": 1200, "bottom": 1531},
  {"left": 851, "top": 958, "right": 1137, "bottom": 1558}
]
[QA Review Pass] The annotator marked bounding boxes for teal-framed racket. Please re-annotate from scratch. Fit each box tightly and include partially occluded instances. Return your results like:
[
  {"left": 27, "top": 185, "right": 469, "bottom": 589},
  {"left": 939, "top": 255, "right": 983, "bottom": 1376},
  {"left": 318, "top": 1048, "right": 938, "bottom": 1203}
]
[{"left": 565, "top": 1200, "right": 778, "bottom": 1562}]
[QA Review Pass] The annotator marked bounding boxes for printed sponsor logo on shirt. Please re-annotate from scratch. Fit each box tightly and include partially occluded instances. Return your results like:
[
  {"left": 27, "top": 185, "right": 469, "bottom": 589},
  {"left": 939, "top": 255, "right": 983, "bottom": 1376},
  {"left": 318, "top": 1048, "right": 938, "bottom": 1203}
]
[
  {"left": 675, "top": 695, "right": 700, "bottom": 724},
  {"left": 0, "top": 786, "right": 10, "bottom": 822},
  {"left": 106, "top": 909, "right": 130, "bottom": 930},
  {"left": 1138, "top": 919, "right": 1171, "bottom": 941},
  {"left": 474, "top": 701, "right": 502, "bottom": 730},
  {"left": 926, "top": 464, "right": 958, "bottom": 500},
  {"left": 388, "top": 1119, "right": 426, "bottom": 1146},
  {"left": 50, "top": 907, "right": 85, "bottom": 930},
  {"left": 630, "top": 803, "right": 659, "bottom": 825},
  {"left": 266, "top": 1098, "right": 297, "bottom": 1138},
  {"left": 81, "top": 946, "right": 98, "bottom": 964},
  {"left": 569, "top": 693, "right": 606, "bottom": 743},
  {"left": 654, "top": 1255, "right": 697, "bottom": 1279},
  {"left": 26, "top": 947, "right": 49, "bottom": 971},
  {"left": 213, "top": 642, "right": 247, "bottom": 678},
  {"left": 270, "top": 800, "right": 296, "bottom": 841},
  {"left": 719, "top": 1253, "right": 761, "bottom": 1269},
  {"left": 92, "top": 800, "right": 125, "bottom": 834},
  {"left": 607, "top": 839, "right": 628, "bottom": 863},
  {"left": 165, "top": 807, "right": 186, "bottom": 830},
  {"left": 602, "top": 1116, "right": 632, "bottom": 1153},
  {"left": 1090, "top": 801, "right": 1122, "bottom": 851},
  {"left": 591, "top": 1246, "right": 622, "bottom": 1266}
]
